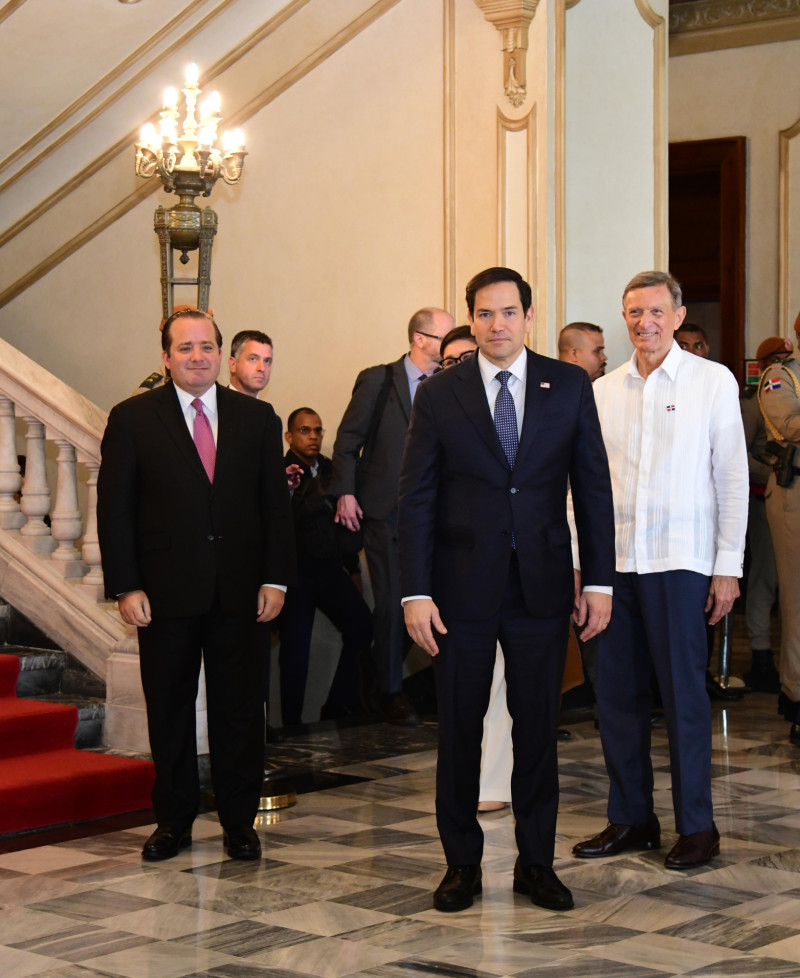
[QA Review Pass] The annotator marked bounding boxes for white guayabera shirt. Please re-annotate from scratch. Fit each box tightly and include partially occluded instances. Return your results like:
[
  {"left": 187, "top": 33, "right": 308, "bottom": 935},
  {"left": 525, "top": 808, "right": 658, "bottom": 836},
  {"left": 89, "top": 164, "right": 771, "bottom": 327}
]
[{"left": 591, "top": 341, "right": 748, "bottom": 578}]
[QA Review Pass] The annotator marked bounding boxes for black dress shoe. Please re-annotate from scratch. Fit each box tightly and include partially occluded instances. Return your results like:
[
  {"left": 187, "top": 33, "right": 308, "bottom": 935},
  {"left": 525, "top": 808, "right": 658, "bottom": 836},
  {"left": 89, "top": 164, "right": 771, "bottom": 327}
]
[
  {"left": 705, "top": 671, "right": 742, "bottom": 701},
  {"left": 142, "top": 825, "right": 192, "bottom": 861},
  {"left": 513, "top": 859, "right": 573, "bottom": 910},
  {"left": 433, "top": 865, "right": 482, "bottom": 912},
  {"left": 557, "top": 728, "right": 571, "bottom": 741},
  {"left": 573, "top": 815, "right": 661, "bottom": 858},
  {"left": 223, "top": 825, "right": 261, "bottom": 861},
  {"left": 664, "top": 823, "right": 720, "bottom": 869},
  {"left": 381, "top": 692, "right": 421, "bottom": 726}
]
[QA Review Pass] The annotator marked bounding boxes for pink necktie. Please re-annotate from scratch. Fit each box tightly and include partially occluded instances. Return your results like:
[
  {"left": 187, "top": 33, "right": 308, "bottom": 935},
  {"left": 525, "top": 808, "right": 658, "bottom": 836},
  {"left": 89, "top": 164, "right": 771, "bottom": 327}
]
[{"left": 191, "top": 397, "right": 216, "bottom": 482}]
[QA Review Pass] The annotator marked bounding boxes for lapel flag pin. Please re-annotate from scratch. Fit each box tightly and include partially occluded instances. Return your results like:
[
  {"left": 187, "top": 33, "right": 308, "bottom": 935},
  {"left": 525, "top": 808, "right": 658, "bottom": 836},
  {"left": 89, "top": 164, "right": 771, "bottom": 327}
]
[{"left": 540, "top": 382, "right": 550, "bottom": 389}]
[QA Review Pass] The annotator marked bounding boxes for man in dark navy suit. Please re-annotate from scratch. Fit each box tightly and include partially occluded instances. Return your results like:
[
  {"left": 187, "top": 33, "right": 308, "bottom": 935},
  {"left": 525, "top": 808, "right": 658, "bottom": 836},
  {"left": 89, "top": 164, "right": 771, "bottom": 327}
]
[
  {"left": 98, "top": 308, "right": 295, "bottom": 863},
  {"left": 398, "top": 267, "right": 615, "bottom": 912}
]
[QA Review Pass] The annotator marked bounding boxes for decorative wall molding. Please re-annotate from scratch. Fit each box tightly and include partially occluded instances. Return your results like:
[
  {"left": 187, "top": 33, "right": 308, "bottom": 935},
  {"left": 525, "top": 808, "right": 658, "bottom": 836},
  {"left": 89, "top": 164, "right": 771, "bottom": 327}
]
[
  {"left": 497, "top": 107, "right": 537, "bottom": 269},
  {"left": 0, "top": 0, "right": 27, "bottom": 28},
  {"left": 636, "top": 0, "right": 667, "bottom": 268},
  {"left": 443, "top": 0, "right": 457, "bottom": 314},
  {"left": 474, "top": 0, "right": 539, "bottom": 107},
  {"left": 670, "top": 0, "right": 800, "bottom": 55},
  {"left": 779, "top": 114, "right": 800, "bottom": 335}
]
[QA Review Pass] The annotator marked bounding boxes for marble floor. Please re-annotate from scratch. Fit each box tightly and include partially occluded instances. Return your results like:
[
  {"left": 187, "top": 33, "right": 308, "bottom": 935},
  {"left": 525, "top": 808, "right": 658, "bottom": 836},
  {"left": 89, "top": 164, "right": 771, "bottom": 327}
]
[{"left": 3, "top": 677, "right": 800, "bottom": 976}]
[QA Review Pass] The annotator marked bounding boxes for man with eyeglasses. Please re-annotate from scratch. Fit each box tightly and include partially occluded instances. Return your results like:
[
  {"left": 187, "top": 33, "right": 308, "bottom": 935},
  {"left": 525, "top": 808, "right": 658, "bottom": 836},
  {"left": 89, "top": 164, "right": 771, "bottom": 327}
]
[
  {"left": 330, "top": 307, "right": 455, "bottom": 724},
  {"left": 277, "top": 408, "right": 372, "bottom": 726}
]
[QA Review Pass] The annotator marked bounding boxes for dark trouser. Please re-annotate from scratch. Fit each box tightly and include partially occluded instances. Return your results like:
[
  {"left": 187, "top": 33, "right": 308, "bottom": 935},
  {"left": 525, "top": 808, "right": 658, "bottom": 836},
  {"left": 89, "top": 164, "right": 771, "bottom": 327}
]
[
  {"left": 138, "top": 611, "right": 263, "bottom": 829},
  {"left": 363, "top": 512, "right": 412, "bottom": 696},
  {"left": 278, "top": 560, "right": 373, "bottom": 726},
  {"left": 433, "top": 556, "right": 568, "bottom": 867},
  {"left": 597, "top": 570, "right": 713, "bottom": 836}
]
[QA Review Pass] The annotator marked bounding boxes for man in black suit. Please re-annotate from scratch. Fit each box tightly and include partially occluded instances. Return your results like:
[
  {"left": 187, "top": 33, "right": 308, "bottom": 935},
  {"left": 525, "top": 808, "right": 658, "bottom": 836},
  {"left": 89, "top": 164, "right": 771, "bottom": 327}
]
[
  {"left": 330, "top": 307, "right": 455, "bottom": 724},
  {"left": 398, "top": 267, "right": 615, "bottom": 912},
  {"left": 97, "top": 308, "right": 295, "bottom": 862}
]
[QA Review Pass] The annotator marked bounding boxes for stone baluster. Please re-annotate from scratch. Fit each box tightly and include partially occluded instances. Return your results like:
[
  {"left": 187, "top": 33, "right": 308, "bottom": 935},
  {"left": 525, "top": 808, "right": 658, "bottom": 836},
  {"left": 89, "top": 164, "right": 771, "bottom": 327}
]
[
  {"left": 81, "top": 461, "right": 104, "bottom": 597},
  {"left": 0, "top": 397, "right": 23, "bottom": 529},
  {"left": 50, "top": 439, "right": 86, "bottom": 577},
  {"left": 19, "top": 418, "right": 55, "bottom": 552}
]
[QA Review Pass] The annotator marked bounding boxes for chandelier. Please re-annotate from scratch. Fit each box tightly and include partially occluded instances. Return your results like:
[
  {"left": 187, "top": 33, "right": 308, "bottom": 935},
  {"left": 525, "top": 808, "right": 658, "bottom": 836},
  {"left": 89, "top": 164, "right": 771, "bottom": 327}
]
[
  {"left": 133, "top": 64, "right": 247, "bottom": 318},
  {"left": 134, "top": 63, "right": 246, "bottom": 202}
]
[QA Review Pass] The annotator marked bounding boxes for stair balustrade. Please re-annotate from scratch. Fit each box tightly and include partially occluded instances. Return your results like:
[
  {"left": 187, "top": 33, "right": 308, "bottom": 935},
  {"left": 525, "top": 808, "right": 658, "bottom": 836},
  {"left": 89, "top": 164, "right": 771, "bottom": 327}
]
[{"left": 0, "top": 336, "right": 205, "bottom": 753}]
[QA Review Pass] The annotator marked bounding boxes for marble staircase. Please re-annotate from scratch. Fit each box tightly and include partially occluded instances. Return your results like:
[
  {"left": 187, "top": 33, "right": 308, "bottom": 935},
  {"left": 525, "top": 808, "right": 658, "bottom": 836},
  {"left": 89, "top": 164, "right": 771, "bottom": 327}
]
[
  {"left": 1, "top": 603, "right": 107, "bottom": 750},
  {"left": 0, "top": 335, "right": 150, "bottom": 751}
]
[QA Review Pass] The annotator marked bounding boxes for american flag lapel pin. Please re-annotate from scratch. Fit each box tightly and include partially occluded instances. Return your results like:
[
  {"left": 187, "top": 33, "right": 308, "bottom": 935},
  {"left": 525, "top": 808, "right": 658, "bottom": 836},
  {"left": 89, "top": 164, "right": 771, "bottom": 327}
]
[{"left": 540, "top": 382, "right": 550, "bottom": 388}]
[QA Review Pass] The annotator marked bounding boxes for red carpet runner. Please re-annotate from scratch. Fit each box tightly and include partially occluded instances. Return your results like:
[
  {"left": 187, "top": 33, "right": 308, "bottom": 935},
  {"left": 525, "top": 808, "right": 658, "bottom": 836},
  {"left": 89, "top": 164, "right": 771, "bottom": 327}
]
[{"left": 0, "top": 653, "right": 154, "bottom": 834}]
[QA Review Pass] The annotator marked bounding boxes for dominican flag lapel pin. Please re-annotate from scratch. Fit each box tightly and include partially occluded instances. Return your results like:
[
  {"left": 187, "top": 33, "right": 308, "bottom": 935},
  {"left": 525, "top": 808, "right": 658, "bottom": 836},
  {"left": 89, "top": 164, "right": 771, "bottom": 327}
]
[
  {"left": 764, "top": 378, "right": 782, "bottom": 392},
  {"left": 666, "top": 404, "right": 676, "bottom": 411}
]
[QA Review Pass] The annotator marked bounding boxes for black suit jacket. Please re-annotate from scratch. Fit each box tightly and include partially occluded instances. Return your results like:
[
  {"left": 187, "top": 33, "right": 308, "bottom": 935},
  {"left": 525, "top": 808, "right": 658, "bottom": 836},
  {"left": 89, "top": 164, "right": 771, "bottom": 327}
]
[
  {"left": 398, "top": 349, "right": 615, "bottom": 621},
  {"left": 97, "top": 382, "right": 295, "bottom": 619},
  {"left": 329, "top": 355, "right": 412, "bottom": 521}
]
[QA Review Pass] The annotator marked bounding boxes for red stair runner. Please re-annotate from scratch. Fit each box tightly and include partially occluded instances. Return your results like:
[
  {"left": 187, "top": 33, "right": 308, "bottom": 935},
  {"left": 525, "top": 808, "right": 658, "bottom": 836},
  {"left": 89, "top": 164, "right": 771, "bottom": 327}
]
[{"left": 0, "top": 653, "right": 154, "bottom": 834}]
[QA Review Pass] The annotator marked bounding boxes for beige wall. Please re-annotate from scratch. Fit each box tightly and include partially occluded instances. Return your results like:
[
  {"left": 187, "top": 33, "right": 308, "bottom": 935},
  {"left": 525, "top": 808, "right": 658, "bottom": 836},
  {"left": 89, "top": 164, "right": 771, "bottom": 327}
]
[
  {"left": 565, "top": 0, "right": 667, "bottom": 372},
  {"left": 670, "top": 38, "right": 800, "bottom": 356}
]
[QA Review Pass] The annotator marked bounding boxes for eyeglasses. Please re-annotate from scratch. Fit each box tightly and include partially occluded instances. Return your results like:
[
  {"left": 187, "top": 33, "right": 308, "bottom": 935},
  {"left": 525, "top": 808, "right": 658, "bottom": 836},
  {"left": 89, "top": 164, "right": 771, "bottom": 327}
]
[
  {"left": 295, "top": 426, "right": 324, "bottom": 436},
  {"left": 440, "top": 350, "right": 476, "bottom": 369},
  {"left": 416, "top": 330, "right": 448, "bottom": 342}
]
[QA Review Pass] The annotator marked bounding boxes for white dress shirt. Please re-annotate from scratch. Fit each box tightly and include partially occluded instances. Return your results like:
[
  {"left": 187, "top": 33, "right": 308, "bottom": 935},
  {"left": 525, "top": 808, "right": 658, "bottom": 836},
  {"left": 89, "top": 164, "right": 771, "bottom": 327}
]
[
  {"left": 174, "top": 383, "right": 219, "bottom": 444},
  {"left": 476, "top": 347, "right": 527, "bottom": 434},
  {"left": 592, "top": 342, "right": 748, "bottom": 577}
]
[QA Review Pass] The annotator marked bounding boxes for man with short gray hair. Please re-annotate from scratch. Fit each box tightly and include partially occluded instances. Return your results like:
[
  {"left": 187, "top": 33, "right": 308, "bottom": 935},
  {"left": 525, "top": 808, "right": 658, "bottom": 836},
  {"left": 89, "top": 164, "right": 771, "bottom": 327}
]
[{"left": 573, "top": 270, "right": 748, "bottom": 870}]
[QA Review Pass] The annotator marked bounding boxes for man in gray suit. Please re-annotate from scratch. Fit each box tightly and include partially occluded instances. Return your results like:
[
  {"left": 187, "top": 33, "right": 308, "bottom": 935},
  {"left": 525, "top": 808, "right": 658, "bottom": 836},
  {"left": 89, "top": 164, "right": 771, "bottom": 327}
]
[{"left": 330, "top": 307, "right": 455, "bottom": 724}]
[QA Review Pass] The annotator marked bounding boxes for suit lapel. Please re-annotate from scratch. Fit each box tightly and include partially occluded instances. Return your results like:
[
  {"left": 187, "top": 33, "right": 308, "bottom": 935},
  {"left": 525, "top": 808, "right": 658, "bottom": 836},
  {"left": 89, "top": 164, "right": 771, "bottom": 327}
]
[
  {"left": 517, "top": 348, "right": 548, "bottom": 464},
  {"left": 154, "top": 382, "right": 213, "bottom": 486},
  {"left": 392, "top": 357, "right": 412, "bottom": 422},
  {"left": 453, "top": 356, "right": 508, "bottom": 469},
  {"left": 215, "top": 385, "right": 241, "bottom": 484}
]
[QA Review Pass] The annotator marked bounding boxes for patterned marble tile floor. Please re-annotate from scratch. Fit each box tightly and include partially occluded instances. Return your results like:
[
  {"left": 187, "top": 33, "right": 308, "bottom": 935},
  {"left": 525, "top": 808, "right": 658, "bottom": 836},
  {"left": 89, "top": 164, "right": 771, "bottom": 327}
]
[{"left": 3, "top": 689, "right": 800, "bottom": 978}]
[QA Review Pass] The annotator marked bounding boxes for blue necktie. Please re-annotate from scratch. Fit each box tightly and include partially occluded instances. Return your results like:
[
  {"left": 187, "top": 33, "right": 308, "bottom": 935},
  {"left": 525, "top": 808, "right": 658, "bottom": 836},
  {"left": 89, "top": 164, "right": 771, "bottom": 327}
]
[{"left": 493, "top": 370, "right": 518, "bottom": 469}]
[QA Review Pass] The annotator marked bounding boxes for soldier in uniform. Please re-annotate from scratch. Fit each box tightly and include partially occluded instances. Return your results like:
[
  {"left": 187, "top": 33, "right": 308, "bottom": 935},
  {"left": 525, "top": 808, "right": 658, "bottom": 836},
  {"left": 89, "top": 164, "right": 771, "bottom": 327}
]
[
  {"left": 741, "top": 337, "right": 792, "bottom": 692},
  {"left": 758, "top": 312, "right": 800, "bottom": 743}
]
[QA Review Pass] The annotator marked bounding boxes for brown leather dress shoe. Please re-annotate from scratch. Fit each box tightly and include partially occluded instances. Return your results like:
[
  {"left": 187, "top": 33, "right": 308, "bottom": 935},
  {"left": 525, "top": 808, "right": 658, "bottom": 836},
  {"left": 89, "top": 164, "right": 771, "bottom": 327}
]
[
  {"left": 664, "top": 823, "right": 719, "bottom": 870},
  {"left": 433, "top": 865, "right": 482, "bottom": 912},
  {"left": 572, "top": 815, "right": 661, "bottom": 858},
  {"left": 223, "top": 825, "right": 262, "bottom": 861},
  {"left": 513, "top": 859, "right": 573, "bottom": 910},
  {"left": 141, "top": 825, "right": 192, "bottom": 861}
]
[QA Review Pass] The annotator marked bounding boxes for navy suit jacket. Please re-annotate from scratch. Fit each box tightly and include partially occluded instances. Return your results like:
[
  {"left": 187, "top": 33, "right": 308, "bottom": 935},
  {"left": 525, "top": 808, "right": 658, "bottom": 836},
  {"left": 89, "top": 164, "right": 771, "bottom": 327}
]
[
  {"left": 397, "top": 349, "right": 615, "bottom": 621},
  {"left": 97, "top": 382, "right": 295, "bottom": 619}
]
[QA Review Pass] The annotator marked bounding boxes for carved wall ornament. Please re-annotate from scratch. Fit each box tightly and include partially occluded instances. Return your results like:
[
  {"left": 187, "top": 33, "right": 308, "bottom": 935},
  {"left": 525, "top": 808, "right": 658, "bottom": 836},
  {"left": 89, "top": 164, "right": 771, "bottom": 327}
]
[{"left": 474, "top": 0, "right": 540, "bottom": 106}]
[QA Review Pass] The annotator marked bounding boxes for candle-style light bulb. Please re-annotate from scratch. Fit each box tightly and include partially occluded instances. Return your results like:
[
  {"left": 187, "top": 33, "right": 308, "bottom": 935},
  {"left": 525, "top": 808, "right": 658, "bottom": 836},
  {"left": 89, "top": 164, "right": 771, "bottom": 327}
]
[
  {"left": 185, "top": 63, "right": 199, "bottom": 87},
  {"left": 162, "top": 87, "right": 178, "bottom": 109},
  {"left": 207, "top": 90, "right": 221, "bottom": 113},
  {"left": 231, "top": 128, "right": 245, "bottom": 150},
  {"left": 140, "top": 122, "right": 157, "bottom": 147},
  {"left": 198, "top": 127, "right": 214, "bottom": 149}
]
